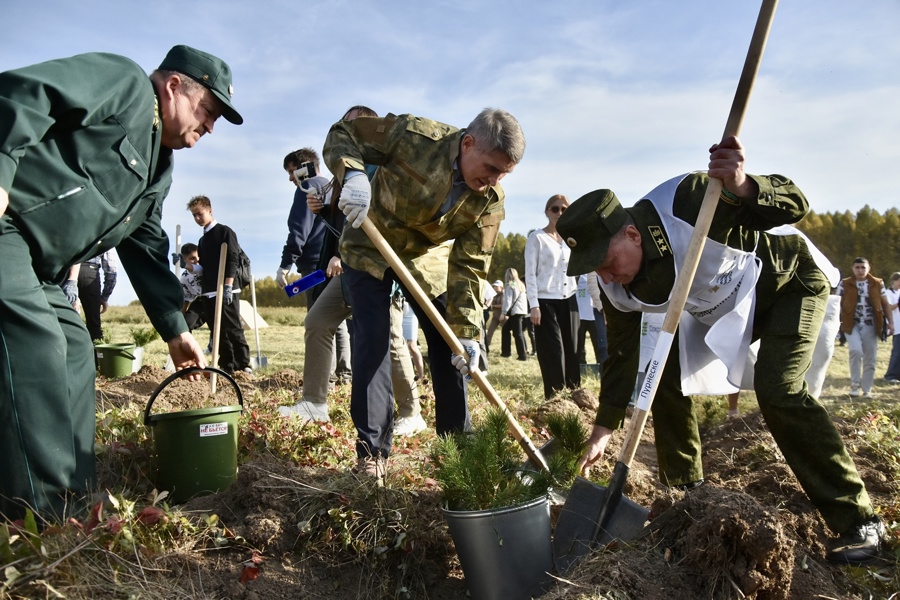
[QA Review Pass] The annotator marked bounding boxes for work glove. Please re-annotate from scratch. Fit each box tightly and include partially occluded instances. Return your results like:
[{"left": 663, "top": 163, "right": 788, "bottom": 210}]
[
  {"left": 223, "top": 284, "right": 234, "bottom": 305},
  {"left": 62, "top": 280, "right": 79, "bottom": 306},
  {"left": 275, "top": 267, "right": 290, "bottom": 288},
  {"left": 171, "top": 252, "right": 181, "bottom": 267},
  {"left": 338, "top": 170, "right": 371, "bottom": 228},
  {"left": 451, "top": 338, "right": 480, "bottom": 379}
]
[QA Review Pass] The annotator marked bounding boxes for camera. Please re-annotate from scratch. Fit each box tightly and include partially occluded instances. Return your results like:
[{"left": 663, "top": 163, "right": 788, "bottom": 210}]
[{"left": 291, "top": 161, "right": 317, "bottom": 184}]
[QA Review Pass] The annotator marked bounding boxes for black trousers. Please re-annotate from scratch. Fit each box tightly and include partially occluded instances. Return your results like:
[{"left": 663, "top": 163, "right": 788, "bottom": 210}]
[
  {"left": 534, "top": 296, "right": 581, "bottom": 398},
  {"left": 343, "top": 265, "right": 470, "bottom": 460},
  {"left": 201, "top": 294, "right": 250, "bottom": 372},
  {"left": 77, "top": 263, "right": 103, "bottom": 341},
  {"left": 501, "top": 314, "right": 528, "bottom": 360}
]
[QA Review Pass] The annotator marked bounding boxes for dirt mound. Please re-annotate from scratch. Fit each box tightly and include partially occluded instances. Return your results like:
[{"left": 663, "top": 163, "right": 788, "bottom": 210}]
[
  {"left": 649, "top": 486, "right": 795, "bottom": 599},
  {"left": 543, "top": 409, "right": 876, "bottom": 600}
]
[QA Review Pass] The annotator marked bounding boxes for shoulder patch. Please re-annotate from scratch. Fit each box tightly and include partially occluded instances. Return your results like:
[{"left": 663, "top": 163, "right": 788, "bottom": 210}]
[
  {"left": 406, "top": 116, "right": 457, "bottom": 140},
  {"left": 648, "top": 226, "right": 671, "bottom": 257}
]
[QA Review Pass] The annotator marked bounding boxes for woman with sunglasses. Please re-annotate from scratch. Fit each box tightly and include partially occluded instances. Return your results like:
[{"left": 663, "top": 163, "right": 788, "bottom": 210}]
[{"left": 524, "top": 194, "right": 581, "bottom": 398}]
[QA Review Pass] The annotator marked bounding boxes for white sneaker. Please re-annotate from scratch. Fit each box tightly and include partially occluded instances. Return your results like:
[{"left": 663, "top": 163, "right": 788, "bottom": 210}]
[
  {"left": 849, "top": 387, "right": 860, "bottom": 398},
  {"left": 278, "top": 401, "right": 330, "bottom": 422},
  {"left": 393, "top": 414, "right": 427, "bottom": 437}
]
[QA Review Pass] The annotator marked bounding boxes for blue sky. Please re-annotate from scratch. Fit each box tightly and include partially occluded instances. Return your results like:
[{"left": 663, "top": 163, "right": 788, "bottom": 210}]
[{"left": 4, "top": 0, "right": 899, "bottom": 305}]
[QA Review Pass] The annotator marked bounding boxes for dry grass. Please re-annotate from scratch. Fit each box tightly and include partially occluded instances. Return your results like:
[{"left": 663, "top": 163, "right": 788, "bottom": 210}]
[{"left": 2, "top": 308, "right": 898, "bottom": 599}]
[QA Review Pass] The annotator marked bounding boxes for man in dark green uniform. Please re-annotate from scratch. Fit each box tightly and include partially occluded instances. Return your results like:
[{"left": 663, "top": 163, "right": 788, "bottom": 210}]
[
  {"left": 556, "top": 136, "right": 883, "bottom": 565},
  {"left": 0, "top": 45, "right": 243, "bottom": 521}
]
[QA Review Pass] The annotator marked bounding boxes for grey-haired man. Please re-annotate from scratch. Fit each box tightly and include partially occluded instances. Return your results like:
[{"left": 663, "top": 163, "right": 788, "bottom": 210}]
[{"left": 0, "top": 45, "right": 242, "bottom": 521}]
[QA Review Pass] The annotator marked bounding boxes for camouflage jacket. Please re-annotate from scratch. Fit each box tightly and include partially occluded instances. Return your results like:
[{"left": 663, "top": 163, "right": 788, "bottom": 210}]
[{"left": 323, "top": 113, "right": 505, "bottom": 339}]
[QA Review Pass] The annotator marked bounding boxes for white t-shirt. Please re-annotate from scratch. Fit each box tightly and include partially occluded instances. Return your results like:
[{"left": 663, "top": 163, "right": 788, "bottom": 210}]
[{"left": 887, "top": 286, "right": 900, "bottom": 336}]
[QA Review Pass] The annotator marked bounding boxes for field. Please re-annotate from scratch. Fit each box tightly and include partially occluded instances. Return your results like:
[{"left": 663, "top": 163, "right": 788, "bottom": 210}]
[{"left": 1, "top": 304, "right": 898, "bottom": 599}]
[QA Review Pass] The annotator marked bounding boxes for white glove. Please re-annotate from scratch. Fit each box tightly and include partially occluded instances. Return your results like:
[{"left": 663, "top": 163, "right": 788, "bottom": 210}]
[
  {"left": 338, "top": 170, "right": 371, "bottom": 228},
  {"left": 275, "top": 267, "right": 290, "bottom": 288},
  {"left": 451, "top": 338, "right": 480, "bottom": 379},
  {"left": 62, "top": 280, "right": 79, "bottom": 306}
]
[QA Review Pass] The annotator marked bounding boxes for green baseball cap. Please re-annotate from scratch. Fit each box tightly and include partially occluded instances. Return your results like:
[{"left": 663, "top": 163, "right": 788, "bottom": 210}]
[
  {"left": 159, "top": 45, "right": 243, "bottom": 125},
  {"left": 557, "top": 189, "right": 628, "bottom": 276}
]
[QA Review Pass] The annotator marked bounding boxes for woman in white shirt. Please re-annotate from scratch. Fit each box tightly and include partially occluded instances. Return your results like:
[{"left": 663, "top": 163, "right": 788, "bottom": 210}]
[{"left": 524, "top": 194, "right": 580, "bottom": 398}]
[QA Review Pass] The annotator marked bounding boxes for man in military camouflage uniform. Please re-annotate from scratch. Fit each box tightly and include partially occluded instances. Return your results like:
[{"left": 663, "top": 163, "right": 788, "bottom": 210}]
[
  {"left": 323, "top": 108, "right": 525, "bottom": 480},
  {"left": 557, "top": 136, "right": 883, "bottom": 566}
]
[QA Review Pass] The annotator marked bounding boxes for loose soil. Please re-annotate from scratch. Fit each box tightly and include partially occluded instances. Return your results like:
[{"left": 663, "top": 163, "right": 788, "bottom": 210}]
[{"left": 91, "top": 366, "right": 897, "bottom": 600}]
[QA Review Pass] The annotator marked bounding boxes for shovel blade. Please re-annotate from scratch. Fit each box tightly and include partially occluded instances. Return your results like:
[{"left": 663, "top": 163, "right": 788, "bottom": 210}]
[
  {"left": 552, "top": 477, "right": 649, "bottom": 574},
  {"left": 250, "top": 357, "right": 268, "bottom": 369}
]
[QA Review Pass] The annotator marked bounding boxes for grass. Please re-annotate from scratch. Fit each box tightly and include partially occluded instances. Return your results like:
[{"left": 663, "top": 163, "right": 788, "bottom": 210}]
[{"left": 2, "top": 306, "right": 898, "bottom": 598}]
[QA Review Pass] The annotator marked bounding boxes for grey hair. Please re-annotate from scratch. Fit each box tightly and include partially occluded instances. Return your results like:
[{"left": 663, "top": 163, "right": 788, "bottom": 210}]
[
  {"left": 150, "top": 69, "right": 207, "bottom": 97},
  {"left": 465, "top": 108, "right": 525, "bottom": 164}
]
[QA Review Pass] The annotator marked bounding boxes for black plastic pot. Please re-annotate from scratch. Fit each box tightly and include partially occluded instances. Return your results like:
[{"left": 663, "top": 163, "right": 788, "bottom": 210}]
[{"left": 443, "top": 495, "right": 553, "bottom": 600}]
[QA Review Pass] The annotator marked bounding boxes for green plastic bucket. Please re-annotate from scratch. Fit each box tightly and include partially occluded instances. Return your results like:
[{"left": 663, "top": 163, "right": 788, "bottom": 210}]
[
  {"left": 143, "top": 367, "right": 243, "bottom": 503},
  {"left": 95, "top": 343, "right": 136, "bottom": 378}
]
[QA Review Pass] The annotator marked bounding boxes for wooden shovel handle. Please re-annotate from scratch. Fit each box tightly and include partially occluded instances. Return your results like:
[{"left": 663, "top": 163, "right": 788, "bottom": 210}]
[
  {"left": 617, "top": 0, "right": 780, "bottom": 468},
  {"left": 360, "top": 217, "right": 550, "bottom": 472},
  {"left": 210, "top": 242, "right": 228, "bottom": 395}
]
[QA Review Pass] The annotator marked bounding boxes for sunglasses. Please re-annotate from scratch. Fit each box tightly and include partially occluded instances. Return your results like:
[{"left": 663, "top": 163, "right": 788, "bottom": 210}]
[{"left": 549, "top": 205, "right": 567, "bottom": 214}]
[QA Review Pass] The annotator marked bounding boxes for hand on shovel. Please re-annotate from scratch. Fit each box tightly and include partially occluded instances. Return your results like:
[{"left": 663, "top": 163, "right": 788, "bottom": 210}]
[
  {"left": 577, "top": 424, "right": 614, "bottom": 477},
  {"left": 167, "top": 332, "right": 207, "bottom": 381},
  {"left": 451, "top": 338, "right": 480, "bottom": 380}
]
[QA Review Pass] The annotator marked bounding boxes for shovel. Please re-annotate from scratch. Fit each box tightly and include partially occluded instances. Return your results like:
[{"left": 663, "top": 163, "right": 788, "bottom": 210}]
[
  {"left": 360, "top": 217, "right": 550, "bottom": 473},
  {"left": 248, "top": 267, "right": 268, "bottom": 369},
  {"left": 552, "top": 0, "right": 780, "bottom": 573},
  {"left": 209, "top": 242, "right": 228, "bottom": 395}
]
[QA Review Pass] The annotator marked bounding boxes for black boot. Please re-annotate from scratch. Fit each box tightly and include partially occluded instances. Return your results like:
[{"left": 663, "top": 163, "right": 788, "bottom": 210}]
[{"left": 826, "top": 517, "right": 884, "bottom": 565}]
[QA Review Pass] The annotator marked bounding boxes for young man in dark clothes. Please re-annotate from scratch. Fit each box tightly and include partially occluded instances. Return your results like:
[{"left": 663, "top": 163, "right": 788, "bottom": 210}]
[{"left": 188, "top": 195, "right": 251, "bottom": 374}]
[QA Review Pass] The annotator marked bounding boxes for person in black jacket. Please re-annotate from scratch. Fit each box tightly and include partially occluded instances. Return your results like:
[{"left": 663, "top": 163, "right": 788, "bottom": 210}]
[{"left": 188, "top": 195, "right": 251, "bottom": 374}]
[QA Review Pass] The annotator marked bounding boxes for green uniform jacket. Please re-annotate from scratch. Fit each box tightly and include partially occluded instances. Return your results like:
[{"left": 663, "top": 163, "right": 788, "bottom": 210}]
[
  {"left": 0, "top": 52, "right": 186, "bottom": 340},
  {"left": 323, "top": 114, "right": 505, "bottom": 340},
  {"left": 597, "top": 172, "right": 817, "bottom": 429}
]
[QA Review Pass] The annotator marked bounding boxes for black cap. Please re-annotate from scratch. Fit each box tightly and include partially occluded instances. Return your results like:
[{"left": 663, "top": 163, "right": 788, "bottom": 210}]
[
  {"left": 556, "top": 189, "right": 628, "bottom": 276},
  {"left": 159, "top": 45, "right": 243, "bottom": 125}
]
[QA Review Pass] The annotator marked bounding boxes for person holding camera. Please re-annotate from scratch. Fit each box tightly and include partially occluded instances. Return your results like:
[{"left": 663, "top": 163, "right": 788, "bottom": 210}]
[
  {"left": 275, "top": 148, "right": 328, "bottom": 309},
  {"left": 324, "top": 108, "right": 525, "bottom": 481},
  {"left": 280, "top": 107, "right": 425, "bottom": 438},
  {"left": 0, "top": 45, "right": 241, "bottom": 521}
]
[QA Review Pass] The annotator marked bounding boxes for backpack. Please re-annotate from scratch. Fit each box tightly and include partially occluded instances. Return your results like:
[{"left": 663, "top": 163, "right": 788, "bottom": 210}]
[{"left": 234, "top": 248, "right": 252, "bottom": 290}]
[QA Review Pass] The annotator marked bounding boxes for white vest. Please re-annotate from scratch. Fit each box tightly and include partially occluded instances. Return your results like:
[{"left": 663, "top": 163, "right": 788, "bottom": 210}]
[{"left": 602, "top": 173, "right": 836, "bottom": 395}]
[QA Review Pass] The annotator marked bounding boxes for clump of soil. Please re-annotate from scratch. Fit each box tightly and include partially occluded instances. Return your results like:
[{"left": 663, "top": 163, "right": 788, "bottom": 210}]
[{"left": 648, "top": 486, "right": 795, "bottom": 599}]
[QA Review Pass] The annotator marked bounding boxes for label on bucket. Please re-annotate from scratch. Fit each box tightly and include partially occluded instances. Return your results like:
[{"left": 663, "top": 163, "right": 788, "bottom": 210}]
[{"left": 199, "top": 422, "right": 229, "bottom": 437}]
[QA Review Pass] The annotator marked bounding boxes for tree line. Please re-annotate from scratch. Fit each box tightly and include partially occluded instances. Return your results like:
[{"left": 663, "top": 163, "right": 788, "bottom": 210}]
[
  {"left": 485, "top": 206, "right": 900, "bottom": 285},
  {"left": 244, "top": 206, "right": 900, "bottom": 308},
  {"left": 798, "top": 206, "right": 900, "bottom": 280}
]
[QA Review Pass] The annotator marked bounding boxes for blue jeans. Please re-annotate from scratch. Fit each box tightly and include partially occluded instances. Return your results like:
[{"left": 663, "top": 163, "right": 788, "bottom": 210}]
[
  {"left": 885, "top": 334, "right": 900, "bottom": 380},
  {"left": 343, "top": 266, "right": 470, "bottom": 460}
]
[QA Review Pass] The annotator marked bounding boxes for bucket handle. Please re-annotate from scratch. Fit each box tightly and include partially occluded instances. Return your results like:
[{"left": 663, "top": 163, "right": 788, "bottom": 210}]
[{"left": 143, "top": 366, "right": 244, "bottom": 426}]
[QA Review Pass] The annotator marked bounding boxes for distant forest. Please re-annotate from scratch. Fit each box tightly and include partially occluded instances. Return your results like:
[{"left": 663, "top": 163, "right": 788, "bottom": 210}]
[{"left": 485, "top": 206, "right": 900, "bottom": 284}]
